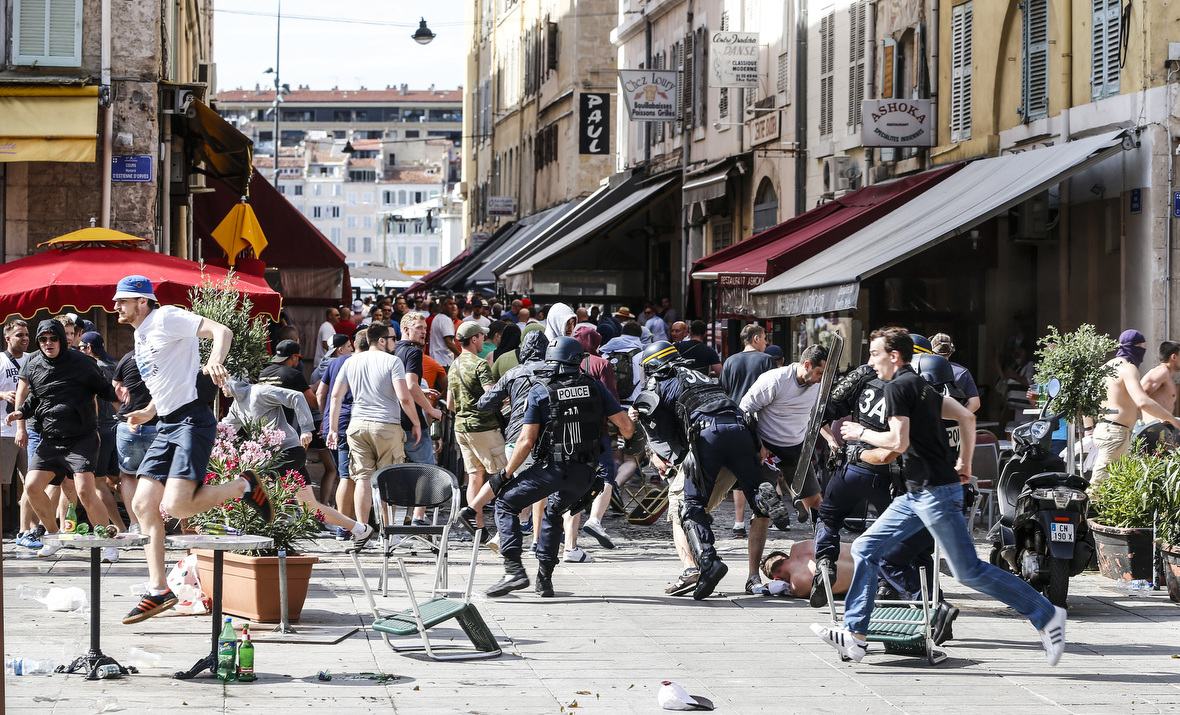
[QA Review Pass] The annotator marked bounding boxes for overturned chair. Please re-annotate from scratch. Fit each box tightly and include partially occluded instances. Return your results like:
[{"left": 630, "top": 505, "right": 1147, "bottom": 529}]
[
  {"left": 818, "top": 544, "right": 948, "bottom": 665},
  {"left": 348, "top": 463, "right": 501, "bottom": 660}
]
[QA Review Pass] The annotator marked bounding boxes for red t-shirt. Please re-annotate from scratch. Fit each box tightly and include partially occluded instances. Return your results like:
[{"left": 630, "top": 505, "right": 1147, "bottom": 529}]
[{"left": 334, "top": 320, "right": 358, "bottom": 338}]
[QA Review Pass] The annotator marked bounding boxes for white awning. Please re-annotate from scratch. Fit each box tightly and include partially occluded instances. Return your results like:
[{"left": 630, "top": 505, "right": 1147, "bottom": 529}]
[
  {"left": 683, "top": 168, "right": 731, "bottom": 204},
  {"left": 750, "top": 130, "right": 1129, "bottom": 316}
]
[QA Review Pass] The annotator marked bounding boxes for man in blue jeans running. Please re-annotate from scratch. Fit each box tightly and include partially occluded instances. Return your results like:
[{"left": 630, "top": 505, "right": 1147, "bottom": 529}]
[{"left": 811, "top": 327, "right": 1066, "bottom": 666}]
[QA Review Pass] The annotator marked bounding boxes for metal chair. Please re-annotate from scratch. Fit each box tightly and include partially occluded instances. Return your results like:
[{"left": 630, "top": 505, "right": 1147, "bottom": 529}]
[
  {"left": 367, "top": 463, "right": 460, "bottom": 597},
  {"left": 970, "top": 443, "right": 1000, "bottom": 533}
]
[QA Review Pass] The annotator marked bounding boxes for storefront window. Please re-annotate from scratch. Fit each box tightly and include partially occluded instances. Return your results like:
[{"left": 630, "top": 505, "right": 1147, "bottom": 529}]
[{"left": 792, "top": 314, "right": 855, "bottom": 370}]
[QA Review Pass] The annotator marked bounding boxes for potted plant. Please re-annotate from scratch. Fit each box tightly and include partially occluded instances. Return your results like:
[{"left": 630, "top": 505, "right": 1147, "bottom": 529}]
[
  {"left": 1033, "top": 323, "right": 1118, "bottom": 473},
  {"left": 1090, "top": 451, "right": 1161, "bottom": 581},
  {"left": 187, "top": 420, "right": 326, "bottom": 622},
  {"left": 1157, "top": 456, "right": 1180, "bottom": 603}
]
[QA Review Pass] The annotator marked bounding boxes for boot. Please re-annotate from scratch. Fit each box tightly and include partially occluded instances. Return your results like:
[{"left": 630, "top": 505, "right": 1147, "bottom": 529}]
[
  {"left": 810, "top": 558, "right": 834, "bottom": 609},
  {"left": 754, "top": 482, "right": 792, "bottom": 532},
  {"left": 692, "top": 552, "right": 729, "bottom": 600},
  {"left": 486, "top": 557, "right": 529, "bottom": 597},
  {"left": 535, "top": 562, "right": 555, "bottom": 597}
]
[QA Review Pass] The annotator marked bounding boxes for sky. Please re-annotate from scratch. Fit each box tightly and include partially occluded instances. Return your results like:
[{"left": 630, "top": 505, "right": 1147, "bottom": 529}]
[{"left": 212, "top": 0, "right": 469, "bottom": 94}]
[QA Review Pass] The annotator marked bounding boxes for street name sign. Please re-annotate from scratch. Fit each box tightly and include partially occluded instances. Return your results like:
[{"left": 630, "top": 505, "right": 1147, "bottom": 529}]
[{"left": 111, "top": 155, "right": 153, "bottom": 182}]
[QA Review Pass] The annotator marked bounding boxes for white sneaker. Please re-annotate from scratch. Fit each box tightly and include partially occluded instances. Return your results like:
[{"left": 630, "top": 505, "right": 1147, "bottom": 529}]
[
  {"left": 582, "top": 519, "right": 615, "bottom": 549},
  {"left": 101, "top": 547, "right": 119, "bottom": 564},
  {"left": 1039, "top": 606, "right": 1067, "bottom": 666},
  {"left": 126, "top": 523, "right": 141, "bottom": 535},
  {"left": 563, "top": 546, "right": 594, "bottom": 563},
  {"left": 38, "top": 542, "right": 63, "bottom": 558},
  {"left": 486, "top": 533, "right": 501, "bottom": 554},
  {"left": 811, "top": 623, "right": 868, "bottom": 663}
]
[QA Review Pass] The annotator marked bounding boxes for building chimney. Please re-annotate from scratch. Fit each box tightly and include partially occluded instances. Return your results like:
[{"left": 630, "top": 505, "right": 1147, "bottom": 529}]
[{"left": 400, "top": 84, "right": 408, "bottom": 95}]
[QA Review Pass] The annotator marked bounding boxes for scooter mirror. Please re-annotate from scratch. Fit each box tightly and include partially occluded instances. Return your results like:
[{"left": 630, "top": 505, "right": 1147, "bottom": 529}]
[{"left": 1046, "top": 378, "right": 1062, "bottom": 399}]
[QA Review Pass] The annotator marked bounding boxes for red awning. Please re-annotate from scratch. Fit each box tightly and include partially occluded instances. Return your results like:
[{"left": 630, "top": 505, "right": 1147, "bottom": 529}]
[
  {"left": 406, "top": 249, "right": 470, "bottom": 294},
  {"left": 691, "top": 165, "right": 963, "bottom": 318},
  {"left": 193, "top": 169, "right": 351, "bottom": 306},
  {"left": 0, "top": 244, "right": 281, "bottom": 321}
]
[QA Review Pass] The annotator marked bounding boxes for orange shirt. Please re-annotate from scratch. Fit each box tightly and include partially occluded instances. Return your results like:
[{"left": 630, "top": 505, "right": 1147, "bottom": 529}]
[{"left": 421, "top": 353, "right": 447, "bottom": 403}]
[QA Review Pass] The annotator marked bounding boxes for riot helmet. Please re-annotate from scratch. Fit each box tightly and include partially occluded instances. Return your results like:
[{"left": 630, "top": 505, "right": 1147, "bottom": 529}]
[
  {"left": 912, "top": 352, "right": 967, "bottom": 403},
  {"left": 640, "top": 340, "right": 680, "bottom": 378},
  {"left": 910, "top": 333, "right": 934, "bottom": 355},
  {"left": 545, "top": 336, "right": 585, "bottom": 374}
]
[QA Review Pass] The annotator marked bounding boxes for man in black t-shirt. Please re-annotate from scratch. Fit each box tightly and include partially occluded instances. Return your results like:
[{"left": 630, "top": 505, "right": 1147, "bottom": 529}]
[
  {"left": 673, "top": 320, "right": 722, "bottom": 377},
  {"left": 812, "top": 327, "right": 1066, "bottom": 668}
]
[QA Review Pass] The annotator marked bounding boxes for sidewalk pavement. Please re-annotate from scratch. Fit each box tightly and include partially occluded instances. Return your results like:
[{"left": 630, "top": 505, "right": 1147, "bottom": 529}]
[{"left": 4, "top": 514, "right": 1179, "bottom": 714}]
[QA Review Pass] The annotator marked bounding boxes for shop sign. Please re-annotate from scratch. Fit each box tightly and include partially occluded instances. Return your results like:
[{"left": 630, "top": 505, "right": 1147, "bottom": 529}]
[
  {"left": 718, "top": 273, "right": 766, "bottom": 318},
  {"left": 753, "top": 282, "right": 860, "bottom": 317},
  {"left": 861, "top": 99, "right": 934, "bottom": 147},
  {"left": 579, "top": 93, "right": 611, "bottom": 155},
  {"left": 488, "top": 196, "right": 516, "bottom": 216},
  {"left": 747, "top": 112, "right": 780, "bottom": 147},
  {"left": 1130, "top": 188, "right": 1141, "bottom": 214},
  {"left": 710, "top": 32, "right": 760, "bottom": 88},
  {"left": 618, "top": 70, "right": 679, "bottom": 122},
  {"left": 112, "top": 155, "right": 153, "bottom": 182}
]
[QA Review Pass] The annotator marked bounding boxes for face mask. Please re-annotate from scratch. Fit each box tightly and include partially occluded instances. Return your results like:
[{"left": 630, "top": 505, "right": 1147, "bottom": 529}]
[{"left": 1117, "top": 343, "right": 1146, "bottom": 367}]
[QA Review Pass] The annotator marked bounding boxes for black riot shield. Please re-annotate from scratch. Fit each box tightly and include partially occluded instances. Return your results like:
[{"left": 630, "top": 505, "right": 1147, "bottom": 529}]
[{"left": 791, "top": 333, "right": 844, "bottom": 495}]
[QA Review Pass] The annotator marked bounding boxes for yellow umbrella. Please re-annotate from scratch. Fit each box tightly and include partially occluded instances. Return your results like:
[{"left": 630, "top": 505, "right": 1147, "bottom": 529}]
[{"left": 211, "top": 197, "right": 268, "bottom": 266}]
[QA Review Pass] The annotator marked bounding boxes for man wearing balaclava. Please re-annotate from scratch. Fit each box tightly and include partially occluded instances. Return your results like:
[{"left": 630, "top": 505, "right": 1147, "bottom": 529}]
[{"left": 1091, "top": 329, "right": 1180, "bottom": 487}]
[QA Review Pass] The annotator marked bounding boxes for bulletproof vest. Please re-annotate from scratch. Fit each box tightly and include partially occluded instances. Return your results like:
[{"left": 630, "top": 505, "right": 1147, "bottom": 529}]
[
  {"left": 534, "top": 371, "right": 605, "bottom": 465},
  {"left": 673, "top": 365, "right": 740, "bottom": 425},
  {"left": 853, "top": 377, "right": 890, "bottom": 433}
]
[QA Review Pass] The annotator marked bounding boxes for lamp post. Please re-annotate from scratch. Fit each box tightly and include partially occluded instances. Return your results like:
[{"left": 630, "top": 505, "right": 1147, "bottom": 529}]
[{"left": 264, "top": 0, "right": 283, "bottom": 183}]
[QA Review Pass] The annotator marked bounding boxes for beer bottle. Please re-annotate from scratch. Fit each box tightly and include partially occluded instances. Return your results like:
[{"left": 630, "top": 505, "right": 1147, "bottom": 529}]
[
  {"left": 216, "top": 617, "right": 237, "bottom": 681},
  {"left": 236, "top": 624, "right": 256, "bottom": 682},
  {"left": 63, "top": 503, "right": 78, "bottom": 534}
]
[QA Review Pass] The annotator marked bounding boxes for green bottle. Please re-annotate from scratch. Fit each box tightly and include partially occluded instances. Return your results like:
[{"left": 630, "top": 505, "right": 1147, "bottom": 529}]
[
  {"left": 216, "top": 617, "right": 237, "bottom": 681},
  {"left": 63, "top": 502, "right": 78, "bottom": 533},
  {"left": 236, "top": 624, "right": 256, "bottom": 682}
]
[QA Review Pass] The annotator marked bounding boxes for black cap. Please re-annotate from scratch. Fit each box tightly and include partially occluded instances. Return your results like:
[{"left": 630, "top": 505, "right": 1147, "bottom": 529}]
[
  {"left": 326, "top": 334, "right": 350, "bottom": 357},
  {"left": 271, "top": 339, "right": 301, "bottom": 362}
]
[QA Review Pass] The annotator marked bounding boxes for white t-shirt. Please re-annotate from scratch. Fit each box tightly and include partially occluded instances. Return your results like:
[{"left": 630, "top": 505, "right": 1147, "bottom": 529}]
[
  {"left": 134, "top": 305, "right": 204, "bottom": 417},
  {"left": 338, "top": 350, "right": 406, "bottom": 424},
  {"left": 739, "top": 364, "right": 820, "bottom": 447},
  {"left": 315, "top": 321, "right": 335, "bottom": 365},
  {"left": 1, "top": 350, "right": 29, "bottom": 438},
  {"left": 429, "top": 316, "right": 456, "bottom": 368}
]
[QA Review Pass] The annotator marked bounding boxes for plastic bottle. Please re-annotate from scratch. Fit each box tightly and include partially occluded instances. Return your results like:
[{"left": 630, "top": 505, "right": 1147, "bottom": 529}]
[
  {"left": 63, "top": 502, "right": 78, "bottom": 533},
  {"left": 5, "top": 657, "right": 55, "bottom": 675},
  {"left": 215, "top": 617, "right": 237, "bottom": 681},
  {"left": 236, "top": 624, "right": 256, "bottom": 682},
  {"left": 1116, "top": 579, "right": 1153, "bottom": 596}
]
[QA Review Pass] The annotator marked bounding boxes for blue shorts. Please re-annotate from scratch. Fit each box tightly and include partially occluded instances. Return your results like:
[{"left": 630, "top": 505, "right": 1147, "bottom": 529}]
[
  {"left": 116, "top": 421, "right": 158, "bottom": 474},
  {"left": 138, "top": 403, "right": 217, "bottom": 483},
  {"left": 95, "top": 425, "right": 120, "bottom": 478}
]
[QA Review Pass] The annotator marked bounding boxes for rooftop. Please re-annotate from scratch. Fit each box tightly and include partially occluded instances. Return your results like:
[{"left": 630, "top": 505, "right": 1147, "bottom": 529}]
[{"left": 217, "top": 86, "right": 462, "bottom": 104}]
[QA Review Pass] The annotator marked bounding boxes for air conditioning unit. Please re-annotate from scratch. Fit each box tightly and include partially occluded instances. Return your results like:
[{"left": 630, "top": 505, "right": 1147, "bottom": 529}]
[
  {"left": 823, "top": 155, "right": 856, "bottom": 193},
  {"left": 1010, "top": 192, "right": 1051, "bottom": 241}
]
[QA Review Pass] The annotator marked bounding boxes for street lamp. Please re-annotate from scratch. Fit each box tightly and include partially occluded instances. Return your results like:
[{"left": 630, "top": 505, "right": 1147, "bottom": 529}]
[{"left": 412, "top": 18, "right": 436, "bottom": 45}]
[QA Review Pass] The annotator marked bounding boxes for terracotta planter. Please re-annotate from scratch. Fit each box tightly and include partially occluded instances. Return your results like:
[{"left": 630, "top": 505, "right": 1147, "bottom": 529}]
[
  {"left": 193, "top": 549, "right": 318, "bottom": 623},
  {"left": 1091, "top": 521, "right": 1155, "bottom": 581},
  {"left": 1162, "top": 543, "right": 1180, "bottom": 604}
]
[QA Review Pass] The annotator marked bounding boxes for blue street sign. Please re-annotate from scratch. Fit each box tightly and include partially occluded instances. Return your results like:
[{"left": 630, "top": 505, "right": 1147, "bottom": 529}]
[
  {"left": 111, "top": 155, "right": 153, "bottom": 182},
  {"left": 1174, "top": 191, "right": 1180, "bottom": 219},
  {"left": 1130, "top": 188, "right": 1141, "bottom": 214}
]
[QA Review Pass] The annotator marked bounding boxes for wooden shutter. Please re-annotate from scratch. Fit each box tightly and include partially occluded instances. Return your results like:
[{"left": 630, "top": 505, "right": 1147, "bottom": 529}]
[
  {"left": 683, "top": 32, "right": 695, "bottom": 128},
  {"left": 819, "top": 7, "right": 835, "bottom": 136},
  {"left": 1022, "top": 0, "right": 1049, "bottom": 121},
  {"left": 13, "top": 0, "right": 83, "bottom": 67},
  {"left": 848, "top": 1, "right": 866, "bottom": 126},
  {"left": 547, "top": 19, "right": 559, "bottom": 72},
  {"left": 1091, "top": 0, "right": 1120, "bottom": 100},
  {"left": 949, "top": 3, "right": 973, "bottom": 142},
  {"left": 695, "top": 27, "right": 707, "bottom": 128},
  {"left": 719, "top": 12, "right": 730, "bottom": 118}
]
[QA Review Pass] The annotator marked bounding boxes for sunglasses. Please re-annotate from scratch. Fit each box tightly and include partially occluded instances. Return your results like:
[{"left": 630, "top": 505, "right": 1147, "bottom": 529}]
[{"left": 38, "top": 335, "right": 60, "bottom": 344}]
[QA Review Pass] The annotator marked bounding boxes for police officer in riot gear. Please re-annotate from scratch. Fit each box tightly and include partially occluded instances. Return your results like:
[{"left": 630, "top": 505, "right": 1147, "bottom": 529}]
[
  {"left": 484, "top": 337, "right": 633, "bottom": 598},
  {"left": 635, "top": 341, "right": 786, "bottom": 600}
]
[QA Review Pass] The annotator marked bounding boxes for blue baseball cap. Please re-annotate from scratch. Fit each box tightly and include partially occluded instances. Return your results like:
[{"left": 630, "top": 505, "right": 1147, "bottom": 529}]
[
  {"left": 764, "top": 345, "right": 784, "bottom": 360},
  {"left": 113, "top": 275, "right": 156, "bottom": 301}
]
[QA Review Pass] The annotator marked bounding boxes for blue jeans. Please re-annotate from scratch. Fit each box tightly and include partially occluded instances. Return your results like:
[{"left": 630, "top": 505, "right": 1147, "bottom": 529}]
[
  {"left": 404, "top": 430, "right": 435, "bottom": 464},
  {"left": 115, "top": 421, "right": 158, "bottom": 475},
  {"left": 843, "top": 482, "right": 1055, "bottom": 635},
  {"left": 815, "top": 463, "right": 893, "bottom": 565}
]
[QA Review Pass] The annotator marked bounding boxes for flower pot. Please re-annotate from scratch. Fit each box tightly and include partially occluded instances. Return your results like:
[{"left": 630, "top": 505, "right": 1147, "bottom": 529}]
[
  {"left": 1162, "top": 543, "right": 1180, "bottom": 604},
  {"left": 193, "top": 549, "right": 318, "bottom": 623},
  {"left": 1090, "top": 521, "right": 1155, "bottom": 581}
]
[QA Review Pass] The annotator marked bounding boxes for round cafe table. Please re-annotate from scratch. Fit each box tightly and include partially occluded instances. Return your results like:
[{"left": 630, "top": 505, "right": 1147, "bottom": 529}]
[
  {"left": 165, "top": 534, "right": 272, "bottom": 680},
  {"left": 40, "top": 532, "right": 151, "bottom": 679}
]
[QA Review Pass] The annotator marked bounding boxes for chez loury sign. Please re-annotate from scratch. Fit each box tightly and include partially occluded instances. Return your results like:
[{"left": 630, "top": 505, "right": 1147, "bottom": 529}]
[{"left": 860, "top": 99, "right": 934, "bottom": 147}]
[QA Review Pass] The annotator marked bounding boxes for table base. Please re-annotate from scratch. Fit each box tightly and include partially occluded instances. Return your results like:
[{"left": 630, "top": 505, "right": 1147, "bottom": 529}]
[
  {"left": 59, "top": 649, "right": 138, "bottom": 680},
  {"left": 173, "top": 652, "right": 216, "bottom": 680}
]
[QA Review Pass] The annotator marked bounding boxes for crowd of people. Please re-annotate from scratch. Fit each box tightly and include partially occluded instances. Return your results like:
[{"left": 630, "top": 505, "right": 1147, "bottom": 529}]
[{"left": 1, "top": 285, "right": 1103, "bottom": 669}]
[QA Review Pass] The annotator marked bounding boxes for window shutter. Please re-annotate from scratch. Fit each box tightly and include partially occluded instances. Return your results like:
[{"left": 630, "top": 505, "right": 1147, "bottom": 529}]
[
  {"left": 848, "top": 1, "right": 866, "bottom": 126},
  {"left": 683, "top": 32, "right": 695, "bottom": 129},
  {"left": 1091, "top": 0, "right": 1120, "bottom": 100},
  {"left": 695, "top": 27, "right": 707, "bottom": 128},
  {"left": 547, "top": 20, "right": 559, "bottom": 72},
  {"left": 949, "top": 3, "right": 973, "bottom": 142},
  {"left": 1022, "top": 0, "right": 1049, "bottom": 121},
  {"left": 655, "top": 52, "right": 666, "bottom": 143},
  {"left": 819, "top": 7, "right": 835, "bottom": 136},
  {"left": 720, "top": 12, "right": 730, "bottom": 118},
  {"left": 777, "top": 51, "right": 790, "bottom": 97},
  {"left": 14, "top": 0, "right": 83, "bottom": 67},
  {"left": 881, "top": 39, "right": 895, "bottom": 99}
]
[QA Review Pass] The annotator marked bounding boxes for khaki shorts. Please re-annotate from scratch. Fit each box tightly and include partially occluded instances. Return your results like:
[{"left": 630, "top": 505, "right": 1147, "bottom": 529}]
[
  {"left": 1, "top": 436, "right": 27, "bottom": 486},
  {"left": 456, "top": 429, "right": 508, "bottom": 474},
  {"left": 667, "top": 466, "right": 737, "bottom": 522},
  {"left": 1090, "top": 421, "right": 1131, "bottom": 486},
  {"left": 346, "top": 419, "right": 406, "bottom": 481}
]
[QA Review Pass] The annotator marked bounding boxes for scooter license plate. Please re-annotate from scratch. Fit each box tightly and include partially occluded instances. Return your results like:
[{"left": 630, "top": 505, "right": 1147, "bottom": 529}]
[{"left": 1050, "top": 523, "right": 1075, "bottom": 542}]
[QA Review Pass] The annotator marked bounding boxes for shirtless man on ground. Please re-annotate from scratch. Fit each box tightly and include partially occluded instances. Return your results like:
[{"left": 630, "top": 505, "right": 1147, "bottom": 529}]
[
  {"left": 760, "top": 540, "right": 854, "bottom": 598},
  {"left": 1140, "top": 341, "right": 1180, "bottom": 417},
  {"left": 1091, "top": 330, "right": 1179, "bottom": 486}
]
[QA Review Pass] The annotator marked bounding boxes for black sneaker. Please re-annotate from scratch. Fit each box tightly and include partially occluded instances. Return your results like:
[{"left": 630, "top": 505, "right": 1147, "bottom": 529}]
[
  {"left": 745, "top": 574, "right": 769, "bottom": 595},
  {"left": 754, "top": 482, "right": 793, "bottom": 532},
  {"left": 931, "top": 602, "right": 960, "bottom": 645},
  {"left": 666, "top": 568, "right": 700, "bottom": 596},
  {"left": 731, "top": 525, "right": 747, "bottom": 539},
  {"left": 240, "top": 470, "right": 275, "bottom": 523},
  {"left": 122, "top": 590, "right": 179, "bottom": 624},
  {"left": 486, "top": 561, "right": 529, "bottom": 597},
  {"left": 810, "top": 558, "right": 833, "bottom": 608},
  {"left": 693, "top": 559, "right": 729, "bottom": 600},
  {"left": 876, "top": 580, "right": 902, "bottom": 601},
  {"left": 455, "top": 506, "right": 478, "bottom": 537},
  {"left": 348, "top": 523, "right": 375, "bottom": 552}
]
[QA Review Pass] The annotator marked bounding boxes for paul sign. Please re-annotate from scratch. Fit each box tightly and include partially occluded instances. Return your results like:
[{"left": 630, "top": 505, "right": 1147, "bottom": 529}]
[
  {"left": 618, "top": 69, "right": 679, "bottom": 122},
  {"left": 860, "top": 99, "right": 934, "bottom": 148}
]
